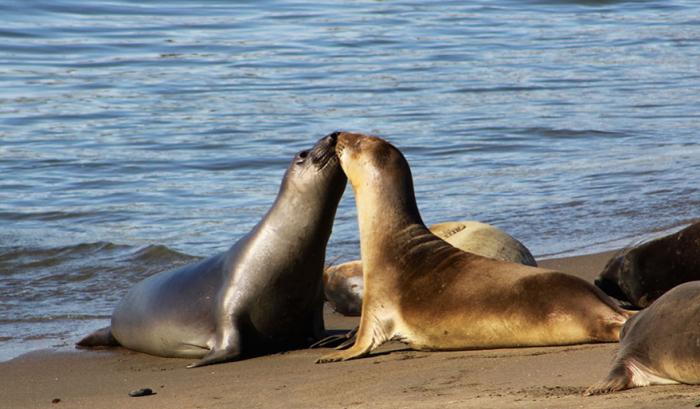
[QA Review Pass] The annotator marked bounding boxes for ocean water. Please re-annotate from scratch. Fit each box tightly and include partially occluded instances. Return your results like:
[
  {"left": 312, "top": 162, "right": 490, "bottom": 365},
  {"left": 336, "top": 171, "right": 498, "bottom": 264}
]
[{"left": 1, "top": 0, "right": 699, "bottom": 361}]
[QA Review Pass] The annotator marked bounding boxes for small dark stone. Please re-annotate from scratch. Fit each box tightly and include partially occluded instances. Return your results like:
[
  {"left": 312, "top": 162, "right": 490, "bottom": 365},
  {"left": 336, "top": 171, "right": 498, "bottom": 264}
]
[
  {"left": 51, "top": 398, "right": 61, "bottom": 404},
  {"left": 128, "top": 388, "right": 155, "bottom": 397}
]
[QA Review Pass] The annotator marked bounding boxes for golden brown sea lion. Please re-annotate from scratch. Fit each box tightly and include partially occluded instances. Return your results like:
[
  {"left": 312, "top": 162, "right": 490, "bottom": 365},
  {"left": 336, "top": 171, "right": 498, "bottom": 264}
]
[
  {"left": 324, "top": 220, "right": 536, "bottom": 316},
  {"left": 317, "top": 132, "right": 631, "bottom": 363}
]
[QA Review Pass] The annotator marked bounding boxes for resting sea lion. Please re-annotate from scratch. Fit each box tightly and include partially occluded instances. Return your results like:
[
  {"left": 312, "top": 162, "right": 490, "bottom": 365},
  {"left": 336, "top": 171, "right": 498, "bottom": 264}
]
[
  {"left": 317, "top": 132, "right": 631, "bottom": 364},
  {"left": 586, "top": 281, "right": 700, "bottom": 395},
  {"left": 324, "top": 220, "right": 536, "bottom": 316},
  {"left": 595, "top": 221, "right": 700, "bottom": 308},
  {"left": 78, "top": 133, "right": 346, "bottom": 367}
]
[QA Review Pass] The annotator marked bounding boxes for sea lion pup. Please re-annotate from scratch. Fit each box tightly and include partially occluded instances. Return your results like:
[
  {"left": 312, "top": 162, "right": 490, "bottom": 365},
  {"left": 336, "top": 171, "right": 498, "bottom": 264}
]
[
  {"left": 585, "top": 281, "right": 700, "bottom": 395},
  {"left": 316, "top": 132, "right": 631, "bottom": 364},
  {"left": 77, "top": 133, "right": 346, "bottom": 367},
  {"left": 594, "top": 221, "right": 700, "bottom": 309},
  {"left": 324, "top": 220, "right": 536, "bottom": 316}
]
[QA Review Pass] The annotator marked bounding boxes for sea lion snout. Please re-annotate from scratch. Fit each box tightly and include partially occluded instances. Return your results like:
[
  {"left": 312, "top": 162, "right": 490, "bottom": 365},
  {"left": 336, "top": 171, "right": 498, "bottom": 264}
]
[
  {"left": 325, "top": 131, "right": 340, "bottom": 144},
  {"left": 305, "top": 133, "right": 343, "bottom": 169}
]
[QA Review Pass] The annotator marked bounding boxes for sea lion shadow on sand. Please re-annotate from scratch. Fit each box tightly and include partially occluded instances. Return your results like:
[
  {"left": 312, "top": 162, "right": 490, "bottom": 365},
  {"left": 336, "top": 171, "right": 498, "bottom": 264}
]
[{"left": 77, "top": 133, "right": 347, "bottom": 367}]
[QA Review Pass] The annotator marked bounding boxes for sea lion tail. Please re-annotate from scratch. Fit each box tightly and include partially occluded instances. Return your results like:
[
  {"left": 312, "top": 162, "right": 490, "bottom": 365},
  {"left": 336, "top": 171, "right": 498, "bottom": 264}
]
[
  {"left": 584, "top": 361, "right": 632, "bottom": 396},
  {"left": 75, "top": 326, "right": 120, "bottom": 348}
]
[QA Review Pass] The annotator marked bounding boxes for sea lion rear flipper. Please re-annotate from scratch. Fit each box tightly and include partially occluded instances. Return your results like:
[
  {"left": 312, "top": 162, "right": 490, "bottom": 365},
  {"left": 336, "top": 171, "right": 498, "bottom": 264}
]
[
  {"left": 584, "top": 361, "right": 633, "bottom": 396},
  {"left": 75, "top": 326, "right": 120, "bottom": 348},
  {"left": 187, "top": 328, "right": 242, "bottom": 368}
]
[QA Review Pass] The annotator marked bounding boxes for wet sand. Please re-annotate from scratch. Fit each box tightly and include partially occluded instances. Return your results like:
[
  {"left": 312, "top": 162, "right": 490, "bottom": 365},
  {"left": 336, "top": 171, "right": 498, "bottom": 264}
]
[{"left": 2, "top": 250, "right": 698, "bottom": 409}]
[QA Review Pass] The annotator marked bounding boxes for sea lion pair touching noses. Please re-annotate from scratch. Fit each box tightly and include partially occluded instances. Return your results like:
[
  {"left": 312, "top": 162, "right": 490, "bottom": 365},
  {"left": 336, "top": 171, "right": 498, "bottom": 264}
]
[{"left": 78, "top": 131, "right": 630, "bottom": 371}]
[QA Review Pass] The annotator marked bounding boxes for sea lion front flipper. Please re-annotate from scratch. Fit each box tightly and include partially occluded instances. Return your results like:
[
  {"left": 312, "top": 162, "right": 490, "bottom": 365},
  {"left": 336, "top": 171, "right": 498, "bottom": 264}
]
[
  {"left": 309, "top": 326, "right": 358, "bottom": 349},
  {"left": 315, "top": 321, "right": 382, "bottom": 363},
  {"left": 584, "top": 360, "right": 633, "bottom": 396}
]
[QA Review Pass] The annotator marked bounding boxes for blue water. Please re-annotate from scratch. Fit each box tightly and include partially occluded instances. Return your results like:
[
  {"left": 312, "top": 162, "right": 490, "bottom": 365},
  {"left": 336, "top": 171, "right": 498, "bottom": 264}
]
[{"left": 1, "top": 0, "right": 699, "bottom": 361}]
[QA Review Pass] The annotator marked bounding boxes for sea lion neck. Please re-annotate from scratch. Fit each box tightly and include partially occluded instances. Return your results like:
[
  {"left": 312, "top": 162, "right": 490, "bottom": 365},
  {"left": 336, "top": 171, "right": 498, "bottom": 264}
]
[
  {"left": 352, "top": 185, "right": 434, "bottom": 270},
  {"left": 259, "top": 169, "right": 344, "bottom": 246}
]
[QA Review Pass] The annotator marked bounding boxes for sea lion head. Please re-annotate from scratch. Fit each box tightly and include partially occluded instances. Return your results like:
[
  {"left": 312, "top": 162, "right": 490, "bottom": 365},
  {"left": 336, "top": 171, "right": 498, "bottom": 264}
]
[
  {"left": 334, "top": 132, "right": 409, "bottom": 186},
  {"left": 595, "top": 251, "right": 635, "bottom": 305},
  {"left": 275, "top": 132, "right": 347, "bottom": 232},
  {"left": 334, "top": 132, "right": 420, "bottom": 215},
  {"left": 596, "top": 244, "right": 655, "bottom": 308},
  {"left": 282, "top": 132, "right": 346, "bottom": 196}
]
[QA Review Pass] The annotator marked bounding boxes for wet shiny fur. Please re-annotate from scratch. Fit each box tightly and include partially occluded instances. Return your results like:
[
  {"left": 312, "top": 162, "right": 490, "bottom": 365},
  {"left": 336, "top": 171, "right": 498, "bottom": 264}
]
[{"left": 78, "top": 134, "right": 346, "bottom": 367}]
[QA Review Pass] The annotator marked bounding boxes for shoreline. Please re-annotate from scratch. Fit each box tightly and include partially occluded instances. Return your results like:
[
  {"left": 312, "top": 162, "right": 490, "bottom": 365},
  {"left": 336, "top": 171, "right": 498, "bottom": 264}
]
[
  {"left": 4, "top": 219, "right": 696, "bottom": 364},
  {"left": 2, "top": 250, "right": 697, "bottom": 408}
]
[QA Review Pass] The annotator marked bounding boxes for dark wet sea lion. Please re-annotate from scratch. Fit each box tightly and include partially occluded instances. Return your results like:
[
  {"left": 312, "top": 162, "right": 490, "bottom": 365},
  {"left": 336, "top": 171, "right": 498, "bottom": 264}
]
[
  {"left": 78, "top": 133, "right": 346, "bottom": 367},
  {"left": 323, "top": 220, "right": 536, "bottom": 316},
  {"left": 586, "top": 281, "right": 700, "bottom": 395},
  {"left": 594, "top": 221, "right": 700, "bottom": 308},
  {"left": 317, "top": 132, "right": 631, "bottom": 364}
]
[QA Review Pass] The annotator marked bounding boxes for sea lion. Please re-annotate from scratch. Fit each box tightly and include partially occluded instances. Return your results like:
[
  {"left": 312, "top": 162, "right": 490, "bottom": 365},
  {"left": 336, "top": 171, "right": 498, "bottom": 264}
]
[
  {"left": 316, "top": 132, "right": 631, "bottom": 364},
  {"left": 324, "top": 221, "right": 536, "bottom": 316},
  {"left": 594, "top": 221, "right": 700, "bottom": 308},
  {"left": 77, "top": 133, "right": 346, "bottom": 367},
  {"left": 585, "top": 281, "right": 700, "bottom": 395}
]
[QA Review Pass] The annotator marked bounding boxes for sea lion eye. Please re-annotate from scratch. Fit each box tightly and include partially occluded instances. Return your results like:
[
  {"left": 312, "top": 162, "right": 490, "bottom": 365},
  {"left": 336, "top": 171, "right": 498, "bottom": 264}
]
[{"left": 296, "top": 150, "right": 309, "bottom": 165}]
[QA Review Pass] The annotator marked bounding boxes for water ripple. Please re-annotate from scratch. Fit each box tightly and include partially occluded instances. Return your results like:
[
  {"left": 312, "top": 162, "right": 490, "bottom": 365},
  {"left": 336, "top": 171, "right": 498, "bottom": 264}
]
[{"left": 1, "top": 0, "right": 699, "bottom": 361}]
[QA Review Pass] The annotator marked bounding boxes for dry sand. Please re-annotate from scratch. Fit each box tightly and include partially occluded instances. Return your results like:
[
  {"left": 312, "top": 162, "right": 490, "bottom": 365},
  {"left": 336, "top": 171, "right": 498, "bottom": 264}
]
[{"left": 2, "top": 250, "right": 699, "bottom": 409}]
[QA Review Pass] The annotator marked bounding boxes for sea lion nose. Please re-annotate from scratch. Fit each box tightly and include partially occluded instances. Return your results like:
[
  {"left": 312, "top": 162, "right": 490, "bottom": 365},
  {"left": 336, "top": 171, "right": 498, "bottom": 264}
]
[{"left": 325, "top": 131, "right": 340, "bottom": 145}]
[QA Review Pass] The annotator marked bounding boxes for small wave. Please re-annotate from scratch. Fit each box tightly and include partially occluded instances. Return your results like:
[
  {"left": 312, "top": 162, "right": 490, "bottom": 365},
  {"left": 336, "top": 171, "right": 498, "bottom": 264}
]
[
  {"left": 0, "top": 210, "right": 105, "bottom": 222},
  {"left": 0, "top": 314, "right": 109, "bottom": 325},
  {"left": 0, "top": 241, "right": 125, "bottom": 269},
  {"left": 0, "top": 241, "right": 197, "bottom": 271},
  {"left": 130, "top": 244, "right": 200, "bottom": 264},
  {"left": 0, "top": 29, "right": 43, "bottom": 39},
  {"left": 183, "top": 157, "right": 290, "bottom": 171},
  {"left": 514, "top": 127, "right": 628, "bottom": 139}
]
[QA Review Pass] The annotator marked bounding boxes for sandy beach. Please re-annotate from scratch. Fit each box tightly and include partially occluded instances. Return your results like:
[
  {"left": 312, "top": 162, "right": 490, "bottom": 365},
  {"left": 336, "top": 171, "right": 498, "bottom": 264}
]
[{"left": 2, "top": 250, "right": 698, "bottom": 409}]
